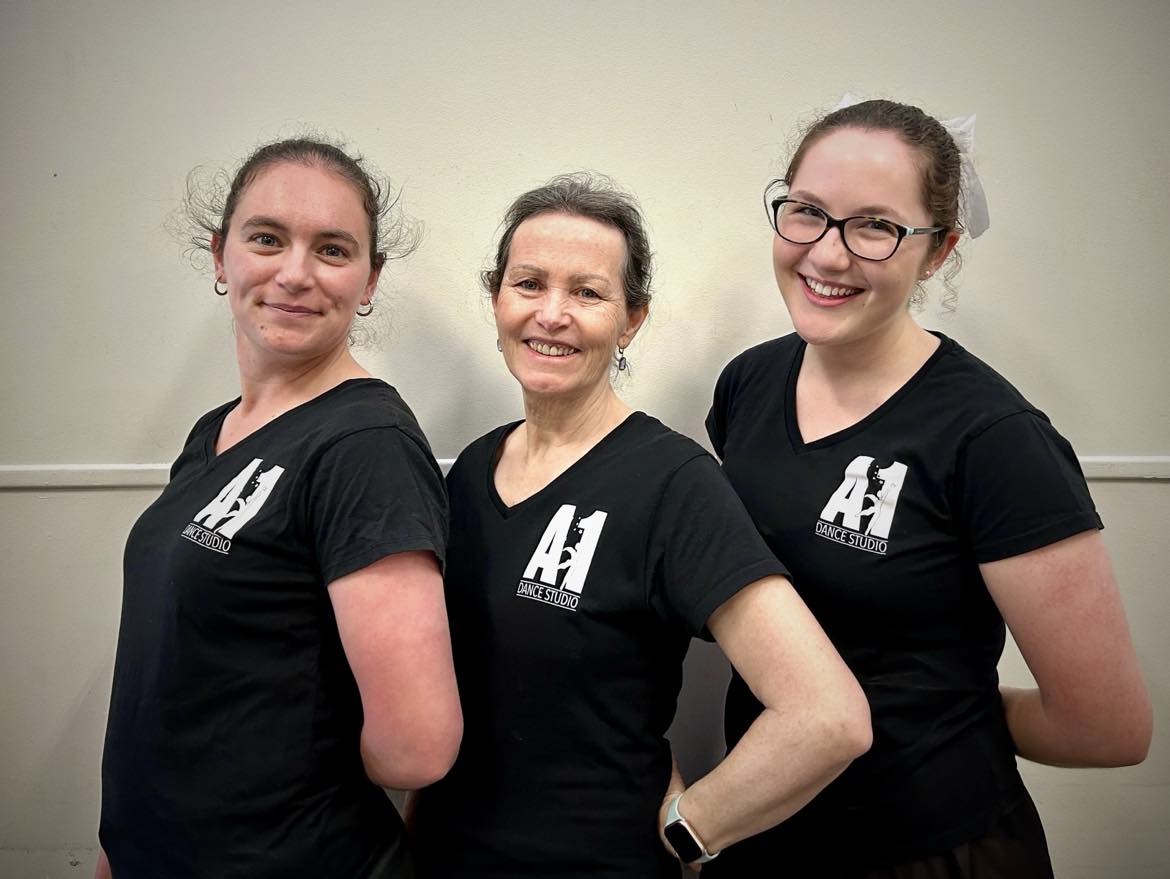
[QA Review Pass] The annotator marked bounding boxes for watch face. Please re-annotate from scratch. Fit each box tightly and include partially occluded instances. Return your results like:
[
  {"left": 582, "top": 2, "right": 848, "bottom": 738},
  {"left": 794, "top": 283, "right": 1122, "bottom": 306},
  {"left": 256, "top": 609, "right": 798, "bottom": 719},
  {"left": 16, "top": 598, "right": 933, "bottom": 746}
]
[{"left": 664, "top": 820, "right": 704, "bottom": 863}]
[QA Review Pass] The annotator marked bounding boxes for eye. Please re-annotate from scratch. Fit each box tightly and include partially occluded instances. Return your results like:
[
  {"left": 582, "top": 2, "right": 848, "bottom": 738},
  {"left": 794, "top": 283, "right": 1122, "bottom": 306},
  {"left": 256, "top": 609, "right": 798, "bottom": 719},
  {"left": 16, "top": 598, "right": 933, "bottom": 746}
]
[
  {"left": 250, "top": 232, "right": 280, "bottom": 248},
  {"left": 513, "top": 278, "right": 540, "bottom": 293},
  {"left": 851, "top": 217, "right": 900, "bottom": 241},
  {"left": 577, "top": 287, "right": 601, "bottom": 300},
  {"left": 319, "top": 243, "right": 350, "bottom": 260}
]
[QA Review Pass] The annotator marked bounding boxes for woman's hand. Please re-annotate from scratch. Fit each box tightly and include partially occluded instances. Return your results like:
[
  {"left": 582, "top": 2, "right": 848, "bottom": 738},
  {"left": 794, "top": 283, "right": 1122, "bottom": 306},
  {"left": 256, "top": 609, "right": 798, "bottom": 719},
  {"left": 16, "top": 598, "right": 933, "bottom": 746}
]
[
  {"left": 657, "top": 751, "right": 703, "bottom": 871},
  {"left": 984, "top": 530, "right": 1151, "bottom": 767}
]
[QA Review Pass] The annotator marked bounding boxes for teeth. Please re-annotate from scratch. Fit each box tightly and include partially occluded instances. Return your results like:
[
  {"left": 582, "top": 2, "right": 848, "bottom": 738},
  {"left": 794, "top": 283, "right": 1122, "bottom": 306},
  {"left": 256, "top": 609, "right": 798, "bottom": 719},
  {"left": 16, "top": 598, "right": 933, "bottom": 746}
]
[
  {"left": 805, "top": 276, "right": 861, "bottom": 298},
  {"left": 527, "top": 341, "right": 576, "bottom": 357}
]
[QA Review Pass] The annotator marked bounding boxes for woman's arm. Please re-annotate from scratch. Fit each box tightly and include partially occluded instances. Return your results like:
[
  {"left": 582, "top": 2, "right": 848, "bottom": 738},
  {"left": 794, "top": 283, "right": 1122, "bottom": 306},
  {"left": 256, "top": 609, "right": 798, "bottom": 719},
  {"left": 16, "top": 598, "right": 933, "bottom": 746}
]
[
  {"left": 663, "top": 574, "right": 871, "bottom": 860},
  {"left": 94, "top": 847, "right": 111, "bottom": 879},
  {"left": 328, "top": 549, "right": 462, "bottom": 789},
  {"left": 982, "top": 529, "right": 1151, "bottom": 767}
]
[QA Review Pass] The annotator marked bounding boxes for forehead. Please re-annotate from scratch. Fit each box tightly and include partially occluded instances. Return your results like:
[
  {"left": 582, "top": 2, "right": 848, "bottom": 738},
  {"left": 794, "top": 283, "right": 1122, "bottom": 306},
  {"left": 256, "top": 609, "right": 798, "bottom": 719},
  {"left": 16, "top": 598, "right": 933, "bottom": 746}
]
[
  {"left": 234, "top": 161, "right": 369, "bottom": 240},
  {"left": 507, "top": 212, "right": 627, "bottom": 278},
  {"left": 792, "top": 127, "right": 927, "bottom": 220}
]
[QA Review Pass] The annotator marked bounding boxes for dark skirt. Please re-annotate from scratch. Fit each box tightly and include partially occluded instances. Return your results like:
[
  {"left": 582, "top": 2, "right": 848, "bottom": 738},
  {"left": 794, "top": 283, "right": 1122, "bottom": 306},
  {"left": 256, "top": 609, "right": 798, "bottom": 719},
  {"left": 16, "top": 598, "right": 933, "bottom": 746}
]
[{"left": 707, "top": 790, "right": 1053, "bottom": 879}]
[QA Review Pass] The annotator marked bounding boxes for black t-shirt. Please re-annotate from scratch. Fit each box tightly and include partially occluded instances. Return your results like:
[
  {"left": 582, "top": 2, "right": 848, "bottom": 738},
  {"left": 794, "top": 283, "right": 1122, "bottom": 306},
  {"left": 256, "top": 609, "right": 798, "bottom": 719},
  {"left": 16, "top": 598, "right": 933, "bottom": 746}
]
[
  {"left": 705, "top": 333, "right": 1101, "bottom": 869},
  {"left": 414, "top": 412, "right": 786, "bottom": 878},
  {"left": 100, "top": 379, "right": 448, "bottom": 879}
]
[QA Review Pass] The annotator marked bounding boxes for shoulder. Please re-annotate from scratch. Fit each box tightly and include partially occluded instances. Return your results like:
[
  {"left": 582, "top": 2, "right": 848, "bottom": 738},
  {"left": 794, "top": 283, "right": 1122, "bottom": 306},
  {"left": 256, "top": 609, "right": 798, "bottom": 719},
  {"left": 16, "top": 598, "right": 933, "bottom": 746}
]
[
  {"left": 718, "top": 334, "right": 800, "bottom": 382},
  {"left": 185, "top": 398, "right": 239, "bottom": 443},
  {"left": 447, "top": 421, "right": 521, "bottom": 486},
  {"left": 314, "top": 378, "right": 426, "bottom": 434},
  {"left": 617, "top": 412, "right": 713, "bottom": 472},
  {"left": 927, "top": 335, "right": 1053, "bottom": 436}
]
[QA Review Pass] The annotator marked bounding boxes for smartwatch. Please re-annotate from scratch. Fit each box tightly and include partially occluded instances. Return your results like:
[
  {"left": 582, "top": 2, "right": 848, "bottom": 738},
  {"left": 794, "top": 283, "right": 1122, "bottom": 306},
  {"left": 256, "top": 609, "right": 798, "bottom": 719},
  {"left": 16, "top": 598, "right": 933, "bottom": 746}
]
[{"left": 662, "top": 793, "right": 719, "bottom": 864}]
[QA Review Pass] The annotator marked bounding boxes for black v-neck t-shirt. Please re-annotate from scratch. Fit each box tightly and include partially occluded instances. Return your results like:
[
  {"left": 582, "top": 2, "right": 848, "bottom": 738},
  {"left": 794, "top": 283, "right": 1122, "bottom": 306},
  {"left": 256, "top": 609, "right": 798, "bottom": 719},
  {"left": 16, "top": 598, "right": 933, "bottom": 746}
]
[
  {"left": 100, "top": 379, "right": 448, "bottom": 878},
  {"left": 705, "top": 333, "right": 1101, "bottom": 869},
  {"left": 415, "top": 412, "right": 786, "bottom": 878}
]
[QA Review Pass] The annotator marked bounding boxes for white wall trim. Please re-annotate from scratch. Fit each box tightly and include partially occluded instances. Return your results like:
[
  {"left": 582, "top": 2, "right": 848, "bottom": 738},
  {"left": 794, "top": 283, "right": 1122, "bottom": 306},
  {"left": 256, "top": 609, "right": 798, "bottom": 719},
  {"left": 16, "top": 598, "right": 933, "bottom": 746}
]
[{"left": 1, "top": 456, "right": 1167, "bottom": 489}]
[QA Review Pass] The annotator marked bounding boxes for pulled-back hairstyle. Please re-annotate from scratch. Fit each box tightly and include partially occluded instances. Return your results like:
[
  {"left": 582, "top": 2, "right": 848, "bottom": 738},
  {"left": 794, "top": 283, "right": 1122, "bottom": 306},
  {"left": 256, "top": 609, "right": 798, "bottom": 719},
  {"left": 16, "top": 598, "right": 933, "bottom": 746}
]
[
  {"left": 185, "top": 137, "right": 418, "bottom": 271},
  {"left": 482, "top": 172, "right": 653, "bottom": 313},
  {"left": 787, "top": 99, "right": 962, "bottom": 239},
  {"left": 785, "top": 99, "right": 964, "bottom": 304}
]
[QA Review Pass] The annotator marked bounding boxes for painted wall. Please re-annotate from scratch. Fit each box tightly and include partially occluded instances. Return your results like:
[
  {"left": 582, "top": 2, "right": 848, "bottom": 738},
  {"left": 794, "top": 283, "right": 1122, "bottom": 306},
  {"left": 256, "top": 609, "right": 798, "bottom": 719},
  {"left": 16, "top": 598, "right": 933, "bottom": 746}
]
[{"left": 1, "top": 1, "right": 1166, "bottom": 876}]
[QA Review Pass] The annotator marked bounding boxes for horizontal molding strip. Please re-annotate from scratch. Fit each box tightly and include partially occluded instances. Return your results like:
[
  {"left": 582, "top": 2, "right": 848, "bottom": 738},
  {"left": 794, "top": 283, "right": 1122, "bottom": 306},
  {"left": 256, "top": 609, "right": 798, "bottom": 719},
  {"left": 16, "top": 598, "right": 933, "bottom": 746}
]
[{"left": 1, "top": 457, "right": 1168, "bottom": 489}]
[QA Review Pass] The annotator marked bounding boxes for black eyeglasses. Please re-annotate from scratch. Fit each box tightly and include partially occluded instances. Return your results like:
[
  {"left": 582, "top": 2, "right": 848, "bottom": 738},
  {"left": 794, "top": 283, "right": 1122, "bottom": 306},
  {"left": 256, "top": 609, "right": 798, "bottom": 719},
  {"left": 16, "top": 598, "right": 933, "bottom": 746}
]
[{"left": 764, "top": 183, "right": 945, "bottom": 262}]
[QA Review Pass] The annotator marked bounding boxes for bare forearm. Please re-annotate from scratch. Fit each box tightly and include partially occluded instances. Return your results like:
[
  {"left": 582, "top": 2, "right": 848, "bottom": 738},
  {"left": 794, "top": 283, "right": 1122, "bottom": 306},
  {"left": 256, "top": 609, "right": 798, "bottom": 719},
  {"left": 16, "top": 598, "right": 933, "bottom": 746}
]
[
  {"left": 1000, "top": 685, "right": 1150, "bottom": 768},
  {"left": 673, "top": 703, "right": 868, "bottom": 853}
]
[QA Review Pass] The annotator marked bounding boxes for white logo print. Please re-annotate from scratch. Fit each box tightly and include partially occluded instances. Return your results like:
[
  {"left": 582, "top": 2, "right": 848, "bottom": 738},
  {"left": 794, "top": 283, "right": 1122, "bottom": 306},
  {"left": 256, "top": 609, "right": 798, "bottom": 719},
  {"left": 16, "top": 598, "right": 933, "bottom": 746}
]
[
  {"left": 181, "top": 458, "right": 285, "bottom": 554},
  {"left": 815, "top": 455, "right": 907, "bottom": 555},
  {"left": 517, "top": 504, "right": 608, "bottom": 611}
]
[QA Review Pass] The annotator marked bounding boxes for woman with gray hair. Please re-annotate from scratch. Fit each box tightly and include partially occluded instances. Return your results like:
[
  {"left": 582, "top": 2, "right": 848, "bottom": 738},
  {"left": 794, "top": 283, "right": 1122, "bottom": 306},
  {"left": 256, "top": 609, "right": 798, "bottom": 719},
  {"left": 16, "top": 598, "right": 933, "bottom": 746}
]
[{"left": 412, "top": 173, "right": 872, "bottom": 877}]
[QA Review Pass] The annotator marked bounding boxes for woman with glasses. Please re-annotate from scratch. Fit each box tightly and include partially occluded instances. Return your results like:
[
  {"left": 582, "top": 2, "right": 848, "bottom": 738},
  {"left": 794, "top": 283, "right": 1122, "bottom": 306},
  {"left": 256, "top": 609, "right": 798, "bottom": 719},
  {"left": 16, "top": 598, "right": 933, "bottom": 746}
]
[
  {"left": 705, "top": 99, "right": 1151, "bottom": 877},
  {"left": 411, "top": 173, "right": 872, "bottom": 877}
]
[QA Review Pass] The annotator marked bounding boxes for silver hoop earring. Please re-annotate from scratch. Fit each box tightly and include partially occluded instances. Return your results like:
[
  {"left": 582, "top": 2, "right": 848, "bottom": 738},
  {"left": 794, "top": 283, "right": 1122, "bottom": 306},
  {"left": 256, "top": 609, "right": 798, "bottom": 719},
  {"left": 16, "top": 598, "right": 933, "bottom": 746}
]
[
  {"left": 214, "top": 279, "right": 228, "bottom": 296},
  {"left": 496, "top": 339, "right": 502, "bottom": 352},
  {"left": 616, "top": 346, "right": 628, "bottom": 372},
  {"left": 356, "top": 302, "right": 373, "bottom": 317}
]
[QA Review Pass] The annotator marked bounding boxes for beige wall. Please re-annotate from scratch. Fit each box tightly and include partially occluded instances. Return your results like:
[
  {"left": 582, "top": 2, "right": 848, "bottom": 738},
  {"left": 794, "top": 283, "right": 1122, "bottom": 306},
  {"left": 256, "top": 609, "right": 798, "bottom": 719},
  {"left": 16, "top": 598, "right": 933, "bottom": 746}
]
[{"left": 1, "top": 1, "right": 1167, "bottom": 876}]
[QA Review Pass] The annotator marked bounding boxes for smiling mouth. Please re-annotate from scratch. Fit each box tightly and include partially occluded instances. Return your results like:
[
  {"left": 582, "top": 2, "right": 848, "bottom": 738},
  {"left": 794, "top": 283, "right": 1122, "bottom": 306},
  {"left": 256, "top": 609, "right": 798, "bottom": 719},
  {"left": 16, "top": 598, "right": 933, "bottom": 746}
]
[
  {"left": 802, "top": 275, "right": 864, "bottom": 299},
  {"left": 266, "top": 303, "right": 318, "bottom": 315},
  {"left": 525, "top": 340, "right": 579, "bottom": 357}
]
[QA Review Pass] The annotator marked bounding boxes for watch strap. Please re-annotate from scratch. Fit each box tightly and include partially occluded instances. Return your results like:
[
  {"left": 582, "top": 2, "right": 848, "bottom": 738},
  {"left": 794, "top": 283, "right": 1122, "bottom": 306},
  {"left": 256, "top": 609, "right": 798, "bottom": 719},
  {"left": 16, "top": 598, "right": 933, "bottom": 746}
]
[{"left": 664, "top": 793, "right": 720, "bottom": 864}]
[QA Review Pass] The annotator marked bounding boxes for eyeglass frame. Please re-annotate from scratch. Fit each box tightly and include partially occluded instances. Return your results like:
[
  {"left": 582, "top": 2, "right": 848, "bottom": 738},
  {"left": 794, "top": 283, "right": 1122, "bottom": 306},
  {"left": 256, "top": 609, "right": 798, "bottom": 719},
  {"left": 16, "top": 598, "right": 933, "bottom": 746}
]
[{"left": 764, "top": 182, "right": 946, "bottom": 263}]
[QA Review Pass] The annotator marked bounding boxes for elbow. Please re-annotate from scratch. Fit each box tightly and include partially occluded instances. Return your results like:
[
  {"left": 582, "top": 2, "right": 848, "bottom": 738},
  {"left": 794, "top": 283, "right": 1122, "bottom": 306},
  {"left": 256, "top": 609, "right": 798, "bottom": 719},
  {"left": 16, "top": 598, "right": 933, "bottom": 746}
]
[
  {"left": 1100, "top": 708, "right": 1153, "bottom": 767},
  {"left": 838, "top": 689, "right": 874, "bottom": 761},
  {"left": 815, "top": 682, "right": 872, "bottom": 765},
  {"left": 360, "top": 710, "right": 463, "bottom": 790}
]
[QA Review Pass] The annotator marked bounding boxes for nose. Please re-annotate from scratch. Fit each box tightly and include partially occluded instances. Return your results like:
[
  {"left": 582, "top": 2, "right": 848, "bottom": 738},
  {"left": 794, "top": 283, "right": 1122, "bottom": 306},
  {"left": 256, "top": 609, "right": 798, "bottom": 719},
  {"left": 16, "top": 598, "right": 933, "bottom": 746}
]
[
  {"left": 275, "top": 246, "right": 313, "bottom": 293},
  {"left": 807, "top": 225, "right": 852, "bottom": 273},
  {"left": 535, "top": 289, "right": 571, "bottom": 331}
]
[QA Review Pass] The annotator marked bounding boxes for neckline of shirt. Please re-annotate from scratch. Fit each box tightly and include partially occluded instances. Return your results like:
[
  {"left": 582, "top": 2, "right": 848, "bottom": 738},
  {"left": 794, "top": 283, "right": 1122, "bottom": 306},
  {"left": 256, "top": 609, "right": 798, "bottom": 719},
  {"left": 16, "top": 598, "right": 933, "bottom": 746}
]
[
  {"left": 201, "top": 377, "right": 387, "bottom": 466},
  {"left": 785, "top": 332, "right": 955, "bottom": 454},
  {"left": 485, "top": 411, "right": 647, "bottom": 518}
]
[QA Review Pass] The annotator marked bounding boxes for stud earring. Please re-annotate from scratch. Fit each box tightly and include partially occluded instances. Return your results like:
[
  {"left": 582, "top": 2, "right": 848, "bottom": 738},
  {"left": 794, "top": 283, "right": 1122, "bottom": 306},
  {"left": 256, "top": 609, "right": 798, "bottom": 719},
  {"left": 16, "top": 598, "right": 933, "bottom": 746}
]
[{"left": 496, "top": 339, "right": 502, "bottom": 352}]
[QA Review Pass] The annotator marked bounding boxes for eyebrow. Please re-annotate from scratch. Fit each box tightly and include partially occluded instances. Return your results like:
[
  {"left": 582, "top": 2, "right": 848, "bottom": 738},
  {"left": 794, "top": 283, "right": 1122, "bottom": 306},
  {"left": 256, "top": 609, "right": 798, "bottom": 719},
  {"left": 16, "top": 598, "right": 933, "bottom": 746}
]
[
  {"left": 788, "top": 191, "right": 908, "bottom": 223},
  {"left": 506, "top": 263, "right": 614, "bottom": 286},
  {"left": 239, "top": 215, "right": 362, "bottom": 249}
]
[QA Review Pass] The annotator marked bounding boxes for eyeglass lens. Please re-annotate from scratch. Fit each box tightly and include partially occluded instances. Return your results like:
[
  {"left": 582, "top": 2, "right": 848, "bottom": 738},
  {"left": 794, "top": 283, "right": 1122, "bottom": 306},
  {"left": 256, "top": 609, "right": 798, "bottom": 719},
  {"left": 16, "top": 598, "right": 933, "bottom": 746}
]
[{"left": 775, "top": 201, "right": 901, "bottom": 261}]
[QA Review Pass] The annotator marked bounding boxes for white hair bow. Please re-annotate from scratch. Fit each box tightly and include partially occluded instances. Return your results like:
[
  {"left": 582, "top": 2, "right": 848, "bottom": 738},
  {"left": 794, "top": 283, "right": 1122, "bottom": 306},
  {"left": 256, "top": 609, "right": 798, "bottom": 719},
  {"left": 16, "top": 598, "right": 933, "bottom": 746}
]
[{"left": 832, "top": 92, "right": 990, "bottom": 238}]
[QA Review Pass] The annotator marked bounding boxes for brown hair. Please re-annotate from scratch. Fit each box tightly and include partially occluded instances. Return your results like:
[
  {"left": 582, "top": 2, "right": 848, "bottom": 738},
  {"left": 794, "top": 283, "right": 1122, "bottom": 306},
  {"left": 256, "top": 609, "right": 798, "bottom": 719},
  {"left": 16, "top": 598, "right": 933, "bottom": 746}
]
[
  {"left": 482, "top": 172, "right": 653, "bottom": 313},
  {"left": 786, "top": 99, "right": 963, "bottom": 303},
  {"left": 185, "top": 137, "right": 418, "bottom": 271}
]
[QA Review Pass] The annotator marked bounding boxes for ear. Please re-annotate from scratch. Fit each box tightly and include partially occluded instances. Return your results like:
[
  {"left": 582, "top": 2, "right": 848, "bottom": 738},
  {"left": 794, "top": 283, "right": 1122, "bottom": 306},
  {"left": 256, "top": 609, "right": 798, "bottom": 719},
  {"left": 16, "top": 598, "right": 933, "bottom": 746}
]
[
  {"left": 923, "top": 229, "right": 960, "bottom": 279},
  {"left": 619, "top": 304, "right": 648, "bottom": 348},
  {"left": 211, "top": 233, "right": 225, "bottom": 280},
  {"left": 363, "top": 256, "right": 383, "bottom": 303}
]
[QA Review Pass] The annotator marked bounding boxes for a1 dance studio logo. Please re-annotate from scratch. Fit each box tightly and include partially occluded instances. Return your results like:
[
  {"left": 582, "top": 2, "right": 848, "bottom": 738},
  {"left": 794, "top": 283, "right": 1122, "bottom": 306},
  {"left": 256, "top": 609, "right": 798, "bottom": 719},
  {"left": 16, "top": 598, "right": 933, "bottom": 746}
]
[
  {"left": 517, "top": 504, "right": 608, "bottom": 612},
  {"left": 816, "top": 455, "right": 907, "bottom": 555},
  {"left": 181, "top": 458, "right": 285, "bottom": 554}
]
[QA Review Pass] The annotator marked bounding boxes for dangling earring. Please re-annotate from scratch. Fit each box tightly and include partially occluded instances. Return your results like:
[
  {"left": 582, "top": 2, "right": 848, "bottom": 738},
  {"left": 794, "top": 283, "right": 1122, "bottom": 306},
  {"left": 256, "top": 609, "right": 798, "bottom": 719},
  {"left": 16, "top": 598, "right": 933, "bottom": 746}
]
[
  {"left": 214, "top": 279, "right": 228, "bottom": 296},
  {"left": 616, "top": 346, "right": 628, "bottom": 371},
  {"left": 496, "top": 339, "right": 503, "bottom": 352},
  {"left": 356, "top": 301, "right": 373, "bottom": 317}
]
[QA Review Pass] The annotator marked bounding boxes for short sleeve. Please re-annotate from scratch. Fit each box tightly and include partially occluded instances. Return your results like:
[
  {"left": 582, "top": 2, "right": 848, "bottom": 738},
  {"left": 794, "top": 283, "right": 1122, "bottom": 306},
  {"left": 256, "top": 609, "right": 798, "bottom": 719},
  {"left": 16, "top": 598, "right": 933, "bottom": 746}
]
[
  {"left": 308, "top": 426, "right": 449, "bottom": 585},
  {"left": 705, "top": 365, "right": 732, "bottom": 459},
  {"left": 647, "top": 454, "right": 787, "bottom": 639},
  {"left": 955, "top": 411, "right": 1102, "bottom": 563}
]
